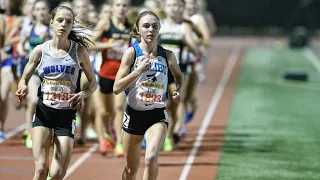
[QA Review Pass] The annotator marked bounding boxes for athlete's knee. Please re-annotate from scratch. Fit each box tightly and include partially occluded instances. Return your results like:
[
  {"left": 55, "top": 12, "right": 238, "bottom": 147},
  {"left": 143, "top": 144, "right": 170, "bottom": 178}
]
[
  {"left": 49, "top": 159, "right": 69, "bottom": 180},
  {"left": 114, "top": 104, "right": 124, "bottom": 114},
  {"left": 50, "top": 167, "right": 67, "bottom": 180},
  {"left": 34, "top": 160, "right": 49, "bottom": 177},
  {"left": 124, "top": 165, "right": 139, "bottom": 176},
  {"left": 145, "top": 150, "right": 158, "bottom": 167},
  {"left": 96, "top": 107, "right": 114, "bottom": 119}
]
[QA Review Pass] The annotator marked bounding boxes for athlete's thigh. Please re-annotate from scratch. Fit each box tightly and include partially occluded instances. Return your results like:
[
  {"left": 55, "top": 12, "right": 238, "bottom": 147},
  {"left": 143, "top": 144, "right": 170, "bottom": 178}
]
[
  {"left": 52, "top": 136, "right": 74, "bottom": 165},
  {"left": 145, "top": 123, "right": 167, "bottom": 155},
  {"left": 95, "top": 90, "right": 114, "bottom": 115},
  {"left": 0, "top": 66, "right": 12, "bottom": 100},
  {"left": 91, "top": 86, "right": 100, "bottom": 106},
  {"left": 32, "top": 126, "right": 53, "bottom": 161},
  {"left": 122, "top": 131, "right": 144, "bottom": 166}
]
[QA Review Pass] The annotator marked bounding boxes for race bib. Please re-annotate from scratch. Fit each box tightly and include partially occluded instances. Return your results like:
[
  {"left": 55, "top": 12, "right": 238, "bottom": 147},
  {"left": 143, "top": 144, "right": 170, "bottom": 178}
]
[
  {"left": 42, "top": 79, "right": 73, "bottom": 108},
  {"left": 138, "top": 81, "right": 165, "bottom": 103}
]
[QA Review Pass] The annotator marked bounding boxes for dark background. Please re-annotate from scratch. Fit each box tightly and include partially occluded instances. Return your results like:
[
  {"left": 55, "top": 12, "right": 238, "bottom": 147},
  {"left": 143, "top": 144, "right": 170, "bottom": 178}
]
[{"left": 50, "top": 0, "right": 320, "bottom": 34}]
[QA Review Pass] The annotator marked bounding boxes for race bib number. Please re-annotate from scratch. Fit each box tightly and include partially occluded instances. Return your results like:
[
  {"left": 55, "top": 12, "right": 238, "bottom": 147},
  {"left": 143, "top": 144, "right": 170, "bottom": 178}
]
[
  {"left": 139, "top": 92, "right": 163, "bottom": 103},
  {"left": 42, "top": 79, "right": 72, "bottom": 108}
]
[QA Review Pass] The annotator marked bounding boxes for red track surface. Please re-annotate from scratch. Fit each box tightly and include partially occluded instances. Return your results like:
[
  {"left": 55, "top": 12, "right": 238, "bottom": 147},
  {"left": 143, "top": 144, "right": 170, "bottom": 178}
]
[{"left": 0, "top": 38, "right": 243, "bottom": 180}]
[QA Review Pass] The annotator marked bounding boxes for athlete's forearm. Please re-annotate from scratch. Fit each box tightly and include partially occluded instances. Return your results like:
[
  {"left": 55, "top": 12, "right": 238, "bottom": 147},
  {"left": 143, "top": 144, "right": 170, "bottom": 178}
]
[
  {"left": 174, "top": 74, "right": 183, "bottom": 94},
  {"left": 18, "top": 62, "right": 36, "bottom": 88},
  {"left": 5, "top": 36, "right": 20, "bottom": 47},
  {"left": 82, "top": 80, "right": 97, "bottom": 99},
  {"left": 89, "top": 42, "right": 114, "bottom": 51},
  {"left": 114, "top": 68, "right": 142, "bottom": 95}
]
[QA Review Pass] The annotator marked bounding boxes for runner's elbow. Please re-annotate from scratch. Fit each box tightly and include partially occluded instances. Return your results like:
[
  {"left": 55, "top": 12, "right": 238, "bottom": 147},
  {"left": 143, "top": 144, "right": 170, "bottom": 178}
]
[{"left": 113, "top": 85, "right": 121, "bottom": 95}]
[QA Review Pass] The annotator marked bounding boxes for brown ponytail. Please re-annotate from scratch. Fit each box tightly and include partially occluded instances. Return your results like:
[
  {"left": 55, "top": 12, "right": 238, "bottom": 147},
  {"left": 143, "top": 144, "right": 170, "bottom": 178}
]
[{"left": 129, "top": 23, "right": 141, "bottom": 42}]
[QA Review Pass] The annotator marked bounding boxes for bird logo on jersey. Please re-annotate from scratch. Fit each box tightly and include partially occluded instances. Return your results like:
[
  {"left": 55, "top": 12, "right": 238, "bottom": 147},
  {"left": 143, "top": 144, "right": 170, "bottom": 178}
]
[{"left": 146, "top": 73, "right": 157, "bottom": 82}]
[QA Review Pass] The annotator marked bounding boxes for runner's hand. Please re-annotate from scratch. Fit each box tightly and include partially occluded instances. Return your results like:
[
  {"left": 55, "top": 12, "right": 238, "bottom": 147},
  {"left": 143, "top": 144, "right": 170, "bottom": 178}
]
[
  {"left": 69, "top": 91, "right": 84, "bottom": 110},
  {"left": 136, "top": 58, "right": 150, "bottom": 73},
  {"left": 15, "top": 85, "right": 28, "bottom": 101},
  {"left": 172, "top": 90, "right": 180, "bottom": 103}
]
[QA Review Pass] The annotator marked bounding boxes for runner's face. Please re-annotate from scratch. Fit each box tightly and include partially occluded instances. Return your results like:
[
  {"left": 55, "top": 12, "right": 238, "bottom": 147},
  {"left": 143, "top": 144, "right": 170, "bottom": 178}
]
[
  {"left": 23, "top": 0, "right": 36, "bottom": 16},
  {"left": 185, "top": 0, "right": 196, "bottom": 16},
  {"left": 138, "top": 14, "right": 160, "bottom": 43},
  {"left": 73, "top": 0, "right": 88, "bottom": 21},
  {"left": 51, "top": 9, "right": 73, "bottom": 37},
  {"left": 88, "top": 11, "right": 98, "bottom": 24},
  {"left": 99, "top": 4, "right": 112, "bottom": 19},
  {"left": 164, "top": 0, "right": 184, "bottom": 19},
  {"left": 112, "top": 0, "right": 129, "bottom": 19},
  {"left": 33, "top": 1, "right": 49, "bottom": 22}
]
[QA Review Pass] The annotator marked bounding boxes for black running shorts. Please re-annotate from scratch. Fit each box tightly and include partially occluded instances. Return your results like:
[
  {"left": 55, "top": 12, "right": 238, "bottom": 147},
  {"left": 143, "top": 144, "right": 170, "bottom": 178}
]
[
  {"left": 32, "top": 100, "right": 77, "bottom": 139},
  {"left": 99, "top": 76, "right": 115, "bottom": 94},
  {"left": 122, "top": 105, "right": 169, "bottom": 135}
]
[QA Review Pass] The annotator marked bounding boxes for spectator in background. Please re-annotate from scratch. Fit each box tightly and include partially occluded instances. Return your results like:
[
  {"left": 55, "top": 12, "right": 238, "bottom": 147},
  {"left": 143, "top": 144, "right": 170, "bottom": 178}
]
[
  {"left": 71, "top": 0, "right": 99, "bottom": 145},
  {"left": 197, "top": 0, "right": 217, "bottom": 35},
  {"left": 0, "top": 0, "right": 9, "bottom": 141},
  {"left": 98, "top": 2, "right": 112, "bottom": 20},
  {"left": 59, "top": 0, "right": 72, "bottom": 8}
]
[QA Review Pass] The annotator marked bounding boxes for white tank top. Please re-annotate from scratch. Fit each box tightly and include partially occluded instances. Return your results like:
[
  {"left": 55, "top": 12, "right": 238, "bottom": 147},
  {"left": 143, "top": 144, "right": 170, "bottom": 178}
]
[
  {"left": 159, "top": 19, "right": 189, "bottom": 64},
  {"left": 37, "top": 40, "right": 81, "bottom": 109},
  {"left": 126, "top": 43, "right": 169, "bottom": 111}
]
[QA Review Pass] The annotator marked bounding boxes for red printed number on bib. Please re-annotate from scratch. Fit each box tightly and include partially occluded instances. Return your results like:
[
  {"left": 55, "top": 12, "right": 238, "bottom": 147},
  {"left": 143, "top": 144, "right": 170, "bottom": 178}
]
[
  {"left": 42, "top": 79, "right": 72, "bottom": 108},
  {"left": 139, "top": 92, "right": 162, "bottom": 103}
]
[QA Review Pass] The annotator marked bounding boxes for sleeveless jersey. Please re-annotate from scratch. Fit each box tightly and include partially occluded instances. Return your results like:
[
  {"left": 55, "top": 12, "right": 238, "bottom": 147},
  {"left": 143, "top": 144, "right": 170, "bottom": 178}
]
[
  {"left": 37, "top": 40, "right": 81, "bottom": 109},
  {"left": 126, "top": 43, "right": 168, "bottom": 111},
  {"left": 29, "top": 25, "right": 51, "bottom": 53},
  {"left": 99, "top": 19, "right": 131, "bottom": 80},
  {"left": 158, "top": 20, "right": 189, "bottom": 65}
]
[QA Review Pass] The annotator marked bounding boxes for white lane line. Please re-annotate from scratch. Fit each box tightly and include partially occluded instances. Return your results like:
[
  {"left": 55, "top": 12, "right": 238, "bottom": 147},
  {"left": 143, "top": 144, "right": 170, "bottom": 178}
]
[
  {"left": 0, "top": 124, "right": 27, "bottom": 144},
  {"left": 179, "top": 47, "right": 241, "bottom": 180},
  {"left": 304, "top": 48, "right": 320, "bottom": 73},
  {"left": 64, "top": 143, "right": 99, "bottom": 179}
]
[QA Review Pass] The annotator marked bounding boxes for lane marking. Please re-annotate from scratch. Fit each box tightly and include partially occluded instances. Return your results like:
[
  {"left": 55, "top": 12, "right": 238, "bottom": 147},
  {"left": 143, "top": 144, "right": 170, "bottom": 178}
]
[
  {"left": 64, "top": 143, "right": 99, "bottom": 179},
  {"left": 304, "top": 48, "right": 320, "bottom": 73},
  {"left": 0, "top": 124, "right": 27, "bottom": 144},
  {"left": 179, "top": 47, "right": 241, "bottom": 180}
]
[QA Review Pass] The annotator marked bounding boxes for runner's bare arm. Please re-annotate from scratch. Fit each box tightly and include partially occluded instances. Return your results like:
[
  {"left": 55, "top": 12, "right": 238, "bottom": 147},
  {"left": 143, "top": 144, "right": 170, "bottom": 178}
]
[
  {"left": 89, "top": 18, "right": 115, "bottom": 51},
  {"left": 114, "top": 47, "right": 143, "bottom": 95},
  {"left": 4, "top": 17, "right": 23, "bottom": 46},
  {"left": 165, "top": 49, "right": 183, "bottom": 93},
  {"left": 77, "top": 45, "right": 97, "bottom": 99},
  {"left": 195, "top": 15, "right": 211, "bottom": 47},
  {"left": 183, "top": 23, "right": 199, "bottom": 56},
  {"left": 18, "top": 45, "right": 42, "bottom": 87}
]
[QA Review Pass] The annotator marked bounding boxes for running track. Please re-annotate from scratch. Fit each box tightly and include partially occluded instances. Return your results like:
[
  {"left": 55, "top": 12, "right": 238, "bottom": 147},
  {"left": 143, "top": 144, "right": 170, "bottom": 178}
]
[{"left": 0, "top": 37, "right": 263, "bottom": 180}]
